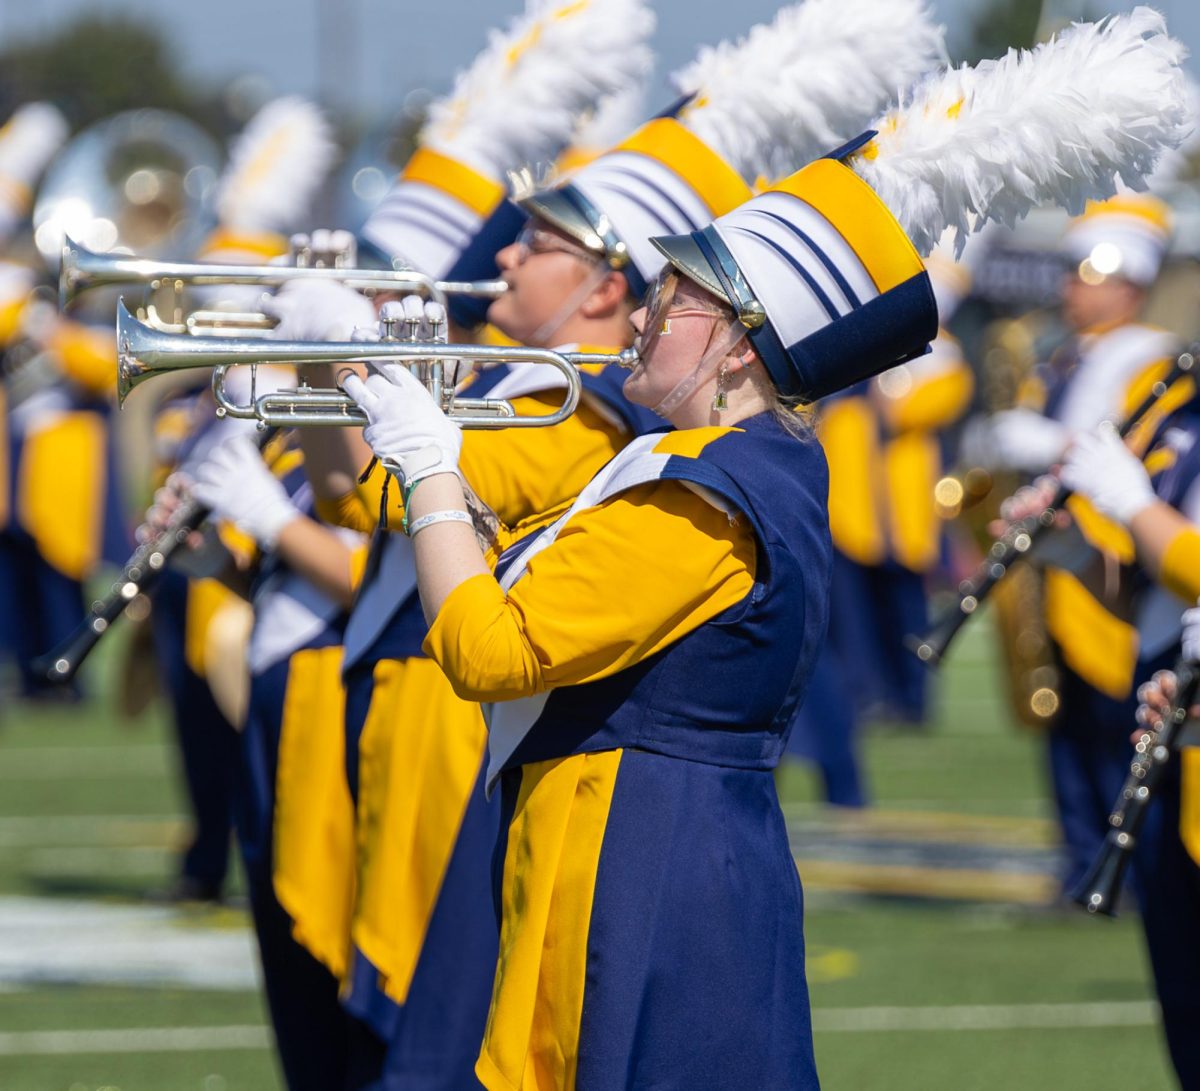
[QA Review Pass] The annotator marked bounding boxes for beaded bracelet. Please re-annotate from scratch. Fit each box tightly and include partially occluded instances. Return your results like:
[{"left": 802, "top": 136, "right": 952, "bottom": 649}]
[{"left": 407, "top": 508, "right": 474, "bottom": 537}]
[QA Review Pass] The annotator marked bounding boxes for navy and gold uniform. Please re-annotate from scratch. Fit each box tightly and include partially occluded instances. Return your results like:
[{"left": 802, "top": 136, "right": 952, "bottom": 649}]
[{"left": 423, "top": 421, "right": 829, "bottom": 1089}]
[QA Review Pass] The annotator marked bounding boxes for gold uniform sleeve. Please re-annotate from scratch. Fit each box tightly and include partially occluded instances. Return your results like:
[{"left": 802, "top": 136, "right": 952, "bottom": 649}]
[
  {"left": 315, "top": 491, "right": 378, "bottom": 535},
  {"left": 423, "top": 481, "right": 757, "bottom": 702},
  {"left": 1160, "top": 527, "right": 1200, "bottom": 605}
]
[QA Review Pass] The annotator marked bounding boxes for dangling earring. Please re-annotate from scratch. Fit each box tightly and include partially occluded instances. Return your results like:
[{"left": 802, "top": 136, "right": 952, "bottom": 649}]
[{"left": 712, "top": 364, "right": 729, "bottom": 412}]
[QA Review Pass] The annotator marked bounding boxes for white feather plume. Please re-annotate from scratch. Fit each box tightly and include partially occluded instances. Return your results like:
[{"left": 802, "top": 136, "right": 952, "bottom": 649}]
[
  {"left": 852, "top": 7, "right": 1192, "bottom": 256},
  {"left": 672, "top": 0, "right": 945, "bottom": 183},
  {"left": 0, "top": 103, "right": 69, "bottom": 194},
  {"left": 422, "top": 0, "right": 655, "bottom": 180},
  {"left": 216, "top": 96, "right": 338, "bottom": 233},
  {"left": 570, "top": 85, "right": 649, "bottom": 157}
]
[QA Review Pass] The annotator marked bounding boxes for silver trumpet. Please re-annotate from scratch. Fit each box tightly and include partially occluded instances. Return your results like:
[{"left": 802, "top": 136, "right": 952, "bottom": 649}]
[
  {"left": 61, "top": 238, "right": 508, "bottom": 336},
  {"left": 116, "top": 300, "right": 639, "bottom": 429}
]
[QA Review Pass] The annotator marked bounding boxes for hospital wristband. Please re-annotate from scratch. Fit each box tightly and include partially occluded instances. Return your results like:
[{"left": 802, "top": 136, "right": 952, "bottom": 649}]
[{"left": 407, "top": 508, "right": 474, "bottom": 537}]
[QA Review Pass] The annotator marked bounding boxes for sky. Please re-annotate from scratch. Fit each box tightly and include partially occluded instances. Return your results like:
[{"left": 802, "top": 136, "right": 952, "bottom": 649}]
[{"left": 0, "top": 0, "right": 1197, "bottom": 125}]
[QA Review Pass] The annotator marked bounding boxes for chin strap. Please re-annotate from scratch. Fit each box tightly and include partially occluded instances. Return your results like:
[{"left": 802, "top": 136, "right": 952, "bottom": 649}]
[{"left": 530, "top": 263, "right": 613, "bottom": 347}]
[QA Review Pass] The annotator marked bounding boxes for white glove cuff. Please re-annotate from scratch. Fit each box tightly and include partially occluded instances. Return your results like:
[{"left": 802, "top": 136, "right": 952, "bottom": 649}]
[
  {"left": 395, "top": 444, "right": 460, "bottom": 488},
  {"left": 254, "top": 496, "right": 302, "bottom": 549},
  {"left": 1110, "top": 479, "right": 1158, "bottom": 526}
]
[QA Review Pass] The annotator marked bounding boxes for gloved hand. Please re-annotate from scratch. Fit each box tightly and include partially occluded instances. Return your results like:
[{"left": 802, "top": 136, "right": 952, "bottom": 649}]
[
  {"left": 1059, "top": 426, "right": 1157, "bottom": 525},
  {"left": 261, "top": 279, "right": 376, "bottom": 341},
  {"left": 985, "top": 408, "right": 1072, "bottom": 473},
  {"left": 188, "top": 434, "right": 300, "bottom": 548},
  {"left": 1183, "top": 604, "right": 1200, "bottom": 665},
  {"left": 341, "top": 306, "right": 462, "bottom": 489}
]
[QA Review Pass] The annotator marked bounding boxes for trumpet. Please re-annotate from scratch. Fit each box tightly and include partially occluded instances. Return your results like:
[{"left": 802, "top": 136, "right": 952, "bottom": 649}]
[
  {"left": 1073, "top": 660, "right": 1200, "bottom": 916},
  {"left": 60, "top": 238, "right": 508, "bottom": 335},
  {"left": 909, "top": 348, "right": 1197, "bottom": 667},
  {"left": 116, "top": 300, "right": 639, "bottom": 429}
]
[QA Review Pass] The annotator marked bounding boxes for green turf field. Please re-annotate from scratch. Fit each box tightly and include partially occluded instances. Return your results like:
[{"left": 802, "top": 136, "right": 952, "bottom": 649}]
[{"left": 0, "top": 618, "right": 1178, "bottom": 1090}]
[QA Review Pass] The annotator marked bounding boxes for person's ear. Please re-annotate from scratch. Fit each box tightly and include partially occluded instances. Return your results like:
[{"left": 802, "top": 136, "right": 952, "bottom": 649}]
[
  {"left": 726, "top": 340, "right": 757, "bottom": 373},
  {"left": 579, "top": 270, "right": 629, "bottom": 319}
]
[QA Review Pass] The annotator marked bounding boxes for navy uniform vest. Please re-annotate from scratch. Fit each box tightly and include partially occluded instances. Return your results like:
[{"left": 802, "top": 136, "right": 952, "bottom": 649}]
[{"left": 487, "top": 412, "right": 832, "bottom": 789}]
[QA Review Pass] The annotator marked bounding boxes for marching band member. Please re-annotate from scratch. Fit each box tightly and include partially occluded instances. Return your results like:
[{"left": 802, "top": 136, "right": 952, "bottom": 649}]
[
  {"left": 276, "top": 1, "right": 944, "bottom": 1086},
  {"left": 163, "top": 418, "right": 366, "bottom": 1091},
  {"left": 0, "top": 103, "right": 121, "bottom": 701},
  {"left": 144, "top": 97, "right": 335, "bottom": 915},
  {"left": 344, "top": 12, "right": 1189, "bottom": 1085},
  {"left": 998, "top": 193, "right": 1182, "bottom": 897},
  {"left": 270, "top": 4, "right": 658, "bottom": 1086},
  {"left": 1054, "top": 413, "right": 1200, "bottom": 1087}
]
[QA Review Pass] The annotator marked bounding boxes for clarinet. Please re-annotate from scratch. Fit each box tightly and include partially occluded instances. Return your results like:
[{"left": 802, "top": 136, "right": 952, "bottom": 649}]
[
  {"left": 908, "top": 348, "right": 1197, "bottom": 666},
  {"left": 1073, "top": 660, "right": 1200, "bottom": 916},
  {"left": 32, "top": 425, "right": 279, "bottom": 685}
]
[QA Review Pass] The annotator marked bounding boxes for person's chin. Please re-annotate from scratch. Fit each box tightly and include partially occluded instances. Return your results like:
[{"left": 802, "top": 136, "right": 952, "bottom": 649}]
[
  {"left": 485, "top": 299, "right": 520, "bottom": 342},
  {"left": 622, "top": 371, "right": 650, "bottom": 405}
]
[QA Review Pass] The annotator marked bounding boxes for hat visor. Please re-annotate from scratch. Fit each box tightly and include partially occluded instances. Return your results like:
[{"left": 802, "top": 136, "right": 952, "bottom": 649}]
[
  {"left": 517, "top": 188, "right": 608, "bottom": 259},
  {"left": 649, "top": 233, "right": 729, "bottom": 305}
]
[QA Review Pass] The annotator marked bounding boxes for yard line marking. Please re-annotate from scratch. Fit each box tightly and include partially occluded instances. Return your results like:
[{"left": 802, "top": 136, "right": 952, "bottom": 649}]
[
  {"left": 813, "top": 1001, "right": 1158, "bottom": 1033},
  {"left": 1, "top": 1002, "right": 1157, "bottom": 1054},
  {"left": 0, "top": 746, "right": 167, "bottom": 780},
  {"left": 0, "top": 814, "right": 183, "bottom": 847},
  {"left": 0, "top": 1025, "right": 270, "bottom": 1056},
  {"left": 795, "top": 858, "right": 1059, "bottom": 904}
]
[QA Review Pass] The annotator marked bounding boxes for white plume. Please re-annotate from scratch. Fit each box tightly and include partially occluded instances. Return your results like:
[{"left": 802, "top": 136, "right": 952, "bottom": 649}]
[
  {"left": 423, "top": 0, "right": 655, "bottom": 181},
  {"left": 0, "top": 103, "right": 69, "bottom": 195},
  {"left": 570, "top": 85, "right": 649, "bottom": 157},
  {"left": 852, "top": 7, "right": 1192, "bottom": 256},
  {"left": 216, "top": 96, "right": 338, "bottom": 233},
  {"left": 672, "top": 0, "right": 945, "bottom": 183}
]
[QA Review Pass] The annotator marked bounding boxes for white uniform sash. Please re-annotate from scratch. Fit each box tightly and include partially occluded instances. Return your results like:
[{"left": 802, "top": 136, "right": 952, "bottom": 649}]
[{"left": 483, "top": 434, "right": 699, "bottom": 794}]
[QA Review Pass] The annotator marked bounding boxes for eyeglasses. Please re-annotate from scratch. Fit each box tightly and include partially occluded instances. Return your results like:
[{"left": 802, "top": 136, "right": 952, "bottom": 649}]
[
  {"left": 514, "top": 224, "right": 599, "bottom": 266},
  {"left": 641, "top": 270, "right": 728, "bottom": 334}
]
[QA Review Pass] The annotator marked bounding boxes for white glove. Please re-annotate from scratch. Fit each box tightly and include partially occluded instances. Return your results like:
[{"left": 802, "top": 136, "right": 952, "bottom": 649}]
[
  {"left": 985, "top": 408, "right": 1072, "bottom": 473},
  {"left": 1059, "top": 427, "right": 1157, "bottom": 525},
  {"left": 260, "top": 279, "right": 376, "bottom": 342},
  {"left": 341, "top": 358, "right": 462, "bottom": 489},
  {"left": 1182, "top": 604, "right": 1200, "bottom": 664},
  {"left": 188, "top": 434, "right": 300, "bottom": 548}
]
